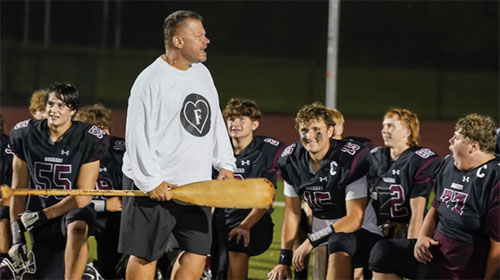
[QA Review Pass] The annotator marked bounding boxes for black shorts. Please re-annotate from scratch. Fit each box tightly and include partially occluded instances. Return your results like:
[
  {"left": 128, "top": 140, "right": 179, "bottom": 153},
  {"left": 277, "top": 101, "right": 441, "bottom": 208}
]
[
  {"left": 94, "top": 212, "right": 122, "bottom": 279},
  {"left": 31, "top": 204, "right": 96, "bottom": 279},
  {"left": 32, "top": 203, "right": 97, "bottom": 241},
  {"left": 0, "top": 206, "right": 8, "bottom": 220},
  {"left": 118, "top": 176, "right": 212, "bottom": 262},
  {"left": 327, "top": 229, "right": 382, "bottom": 268},
  {"left": 368, "top": 238, "right": 433, "bottom": 279},
  {"left": 226, "top": 213, "right": 273, "bottom": 257}
]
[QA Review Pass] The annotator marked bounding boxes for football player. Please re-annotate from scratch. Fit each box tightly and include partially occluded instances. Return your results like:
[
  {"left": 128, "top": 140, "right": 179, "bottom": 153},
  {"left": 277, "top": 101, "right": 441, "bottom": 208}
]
[
  {"left": 75, "top": 104, "right": 125, "bottom": 279},
  {"left": 0, "top": 114, "right": 13, "bottom": 260},
  {"left": 210, "top": 98, "right": 285, "bottom": 279},
  {"left": 370, "top": 113, "right": 500, "bottom": 279},
  {"left": 8, "top": 82, "right": 107, "bottom": 279},
  {"left": 369, "top": 108, "right": 440, "bottom": 238},
  {"left": 329, "top": 108, "right": 373, "bottom": 149},
  {"left": 268, "top": 103, "right": 382, "bottom": 280},
  {"left": 367, "top": 108, "right": 440, "bottom": 278},
  {"left": 311, "top": 108, "right": 375, "bottom": 279},
  {"left": 28, "top": 89, "right": 48, "bottom": 120}
]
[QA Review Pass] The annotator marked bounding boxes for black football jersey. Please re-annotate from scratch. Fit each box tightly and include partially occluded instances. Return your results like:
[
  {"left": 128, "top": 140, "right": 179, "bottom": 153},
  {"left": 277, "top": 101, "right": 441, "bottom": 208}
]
[
  {"left": 0, "top": 133, "right": 13, "bottom": 189},
  {"left": 432, "top": 155, "right": 500, "bottom": 244},
  {"left": 94, "top": 136, "right": 125, "bottom": 200},
  {"left": 278, "top": 139, "right": 370, "bottom": 220},
  {"left": 368, "top": 146, "right": 440, "bottom": 225},
  {"left": 213, "top": 136, "right": 285, "bottom": 228},
  {"left": 10, "top": 119, "right": 108, "bottom": 209},
  {"left": 344, "top": 136, "right": 373, "bottom": 150}
]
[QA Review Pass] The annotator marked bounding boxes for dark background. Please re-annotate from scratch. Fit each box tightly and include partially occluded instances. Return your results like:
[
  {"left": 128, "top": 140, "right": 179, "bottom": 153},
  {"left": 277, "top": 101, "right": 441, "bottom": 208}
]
[
  {"left": 1, "top": 0, "right": 499, "bottom": 120},
  {"left": 2, "top": 1, "right": 497, "bottom": 69}
]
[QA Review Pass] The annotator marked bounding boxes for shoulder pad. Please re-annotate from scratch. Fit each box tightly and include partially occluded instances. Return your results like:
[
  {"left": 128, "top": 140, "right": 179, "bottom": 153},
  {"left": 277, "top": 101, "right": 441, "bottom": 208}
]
[
  {"left": 281, "top": 143, "right": 296, "bottom": 158},
  {"left": 340, "top": 141, "right": 362, "bottom": 156},
  {"left": 13, "top": 119, "right": 30, "bottom": 130},
  {"left": 370, "top": 146, "right": 381, "bottom": 154},
  {"left": 113, "top": 138, "right": 126, "bottom": 152},
  {"left": 87, "top": 125, "right": 107, "bottom": 139},
  {"left": 414, "top": 148, "right": 436, "bottom": 159},
  {"left": 263, "top": 137, "right": 281, "bottom": 147}
]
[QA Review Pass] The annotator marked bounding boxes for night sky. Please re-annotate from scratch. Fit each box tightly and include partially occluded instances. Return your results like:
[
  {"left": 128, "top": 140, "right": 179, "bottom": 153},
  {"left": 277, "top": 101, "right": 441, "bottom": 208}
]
[{"left": 2, "top": 1, "right": 498, "bottom": 70}]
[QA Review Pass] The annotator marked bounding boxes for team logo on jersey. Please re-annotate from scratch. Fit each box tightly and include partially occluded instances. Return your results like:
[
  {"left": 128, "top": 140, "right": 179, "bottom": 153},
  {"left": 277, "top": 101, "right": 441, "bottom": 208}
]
[
  {"left": 99, "top": 167, "right": 108, "bottom": 173},
  {"left": 319, "top": 176, "right": 328, "bottom": 182},
  {"left": 392, "top": 169, "right": 400, "bottom": 175},
  {"left": 241, "top": 160, "right": 250, "bottom": 166},
  {"left": 415, "top": 148, "right": 435, "bottom": 158},
  {"left": 281, "top": 144, "right": 296, "bottom": 157},
  {"left": 462, "top": 176, "right": 470, "bottom": 183},
  {"left": 60, "top": 149, "right": 70, "bottom": 156},
  {"left": 180, "top": 93, "right": 211, "bottom": 137},
  {"left": 264, "top": 138, "right": 280, "bottom": 146}
]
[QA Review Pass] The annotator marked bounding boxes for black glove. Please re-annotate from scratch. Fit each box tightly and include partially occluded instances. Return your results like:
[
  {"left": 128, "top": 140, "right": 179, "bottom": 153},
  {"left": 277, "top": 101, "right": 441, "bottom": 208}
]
[
  {"left": 20, "top": 210, "right": 48, "bottom": 231},
  {"left": 8, "top": 220, "right": 27, "bottom": 263}
]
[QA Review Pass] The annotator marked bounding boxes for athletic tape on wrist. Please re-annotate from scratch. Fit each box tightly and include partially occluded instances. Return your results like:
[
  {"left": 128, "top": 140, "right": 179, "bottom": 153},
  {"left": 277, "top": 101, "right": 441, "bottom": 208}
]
[
  {"left": 308, "top": 224, "right": 335, "bottom": 247},
  {"left": 94, "top": 200, "right": 106, "bottom": 212},
  {"left": 11, "top": 220, "right": 26, "bottom": 244},
  {"left": 278, "top": 249, "right": 293, "bottom": 266}
]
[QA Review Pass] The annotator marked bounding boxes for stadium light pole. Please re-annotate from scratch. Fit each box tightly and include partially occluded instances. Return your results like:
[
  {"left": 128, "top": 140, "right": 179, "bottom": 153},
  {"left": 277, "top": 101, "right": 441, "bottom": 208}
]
[{"left": 325, "top": 0, "right": 341, "bottom": 109}]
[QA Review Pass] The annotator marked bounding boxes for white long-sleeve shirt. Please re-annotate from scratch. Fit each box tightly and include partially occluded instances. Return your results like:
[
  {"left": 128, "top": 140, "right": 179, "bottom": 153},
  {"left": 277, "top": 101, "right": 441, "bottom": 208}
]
[{"left": 122, "top": 56, "right": 236, "bottom": 193}]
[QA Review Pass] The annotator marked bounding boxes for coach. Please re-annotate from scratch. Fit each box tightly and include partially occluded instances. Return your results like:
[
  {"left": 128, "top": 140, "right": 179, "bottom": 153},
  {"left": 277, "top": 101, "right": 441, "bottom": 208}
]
[{"left": 118, "top": 10, "right": 236, "bottom": 280}]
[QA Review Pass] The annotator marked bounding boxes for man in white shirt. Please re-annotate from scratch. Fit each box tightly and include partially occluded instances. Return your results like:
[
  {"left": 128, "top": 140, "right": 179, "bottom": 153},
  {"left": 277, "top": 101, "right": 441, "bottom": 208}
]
[{"left": 118, "top": 10, "right": 235, "bottom": 280}]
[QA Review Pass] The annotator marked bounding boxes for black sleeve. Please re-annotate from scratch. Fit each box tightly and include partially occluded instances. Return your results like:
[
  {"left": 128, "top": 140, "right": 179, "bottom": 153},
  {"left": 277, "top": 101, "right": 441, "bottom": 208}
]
[
  {"left": 410, "top": 153, "right": 441, "bottom": 199},
  {"left": 9, "top": 120, "right": 30, "bottom": 161}
]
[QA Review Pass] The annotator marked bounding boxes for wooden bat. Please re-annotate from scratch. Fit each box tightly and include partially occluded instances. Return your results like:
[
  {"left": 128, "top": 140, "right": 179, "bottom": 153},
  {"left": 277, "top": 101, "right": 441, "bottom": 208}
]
[{"left": 1, "top": 178, "right": 275, "bottom": 209}]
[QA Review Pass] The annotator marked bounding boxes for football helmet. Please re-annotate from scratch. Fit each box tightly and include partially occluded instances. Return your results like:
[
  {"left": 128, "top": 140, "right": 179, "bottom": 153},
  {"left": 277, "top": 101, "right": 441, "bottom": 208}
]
[{"left": 0, "top": 250, "right": 36, "bottom": 280}]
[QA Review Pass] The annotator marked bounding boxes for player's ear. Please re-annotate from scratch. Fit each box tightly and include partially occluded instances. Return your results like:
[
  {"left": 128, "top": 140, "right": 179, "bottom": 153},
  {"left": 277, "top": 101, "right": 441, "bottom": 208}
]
[
  {"left": 252, "top": 120, "right": 259, "bottom": 131},
  {"left": 327, "top": 125, "right": 334, "bottom": 138},
  {"left": 469, "top": 140, "right": 480, "bottom": 153},
  {"left": 173, "top": 36, "right": 183, "bottom": 48}
]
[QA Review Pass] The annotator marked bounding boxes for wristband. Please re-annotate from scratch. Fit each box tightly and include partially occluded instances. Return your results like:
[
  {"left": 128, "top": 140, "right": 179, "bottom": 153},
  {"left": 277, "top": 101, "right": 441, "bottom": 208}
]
[
  {"left": 11, "top": 220, "right": 26, "bottom": 244},
  {"left": 308, "top": 224, "right": 335, "bottom": 247},
  {"left": 93, "top": 200, "right": 106, "bottom": 212},
  {"left": 278, "top": 249, "right": 293, "bottom": 266}
]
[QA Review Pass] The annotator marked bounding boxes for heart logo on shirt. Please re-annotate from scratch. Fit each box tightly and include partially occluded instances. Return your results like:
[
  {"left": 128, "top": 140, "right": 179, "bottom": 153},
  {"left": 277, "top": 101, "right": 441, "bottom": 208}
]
[{"left": 180, "top": 93, "right": 211, "bottom": 137}]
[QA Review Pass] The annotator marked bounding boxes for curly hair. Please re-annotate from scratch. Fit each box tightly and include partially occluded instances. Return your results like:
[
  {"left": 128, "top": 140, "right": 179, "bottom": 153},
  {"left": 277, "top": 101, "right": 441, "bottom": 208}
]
[
  {"left": 75, "top": 104, "right": 114, "bottom": 133},
  {"left": 456, "top": 113, "right": 496, "bottom": 153},
  {"left": 384, "top": 108, "right": 420, "bottom": 147},
  {"left": 29, "top": 89, "right": 48, "bottom": 117},
  {"left": 223, "top": 98, "right": 262, "bottom": 121},
  {"left": 295, "top": 102, "right": 335, "bottom": 131}
]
